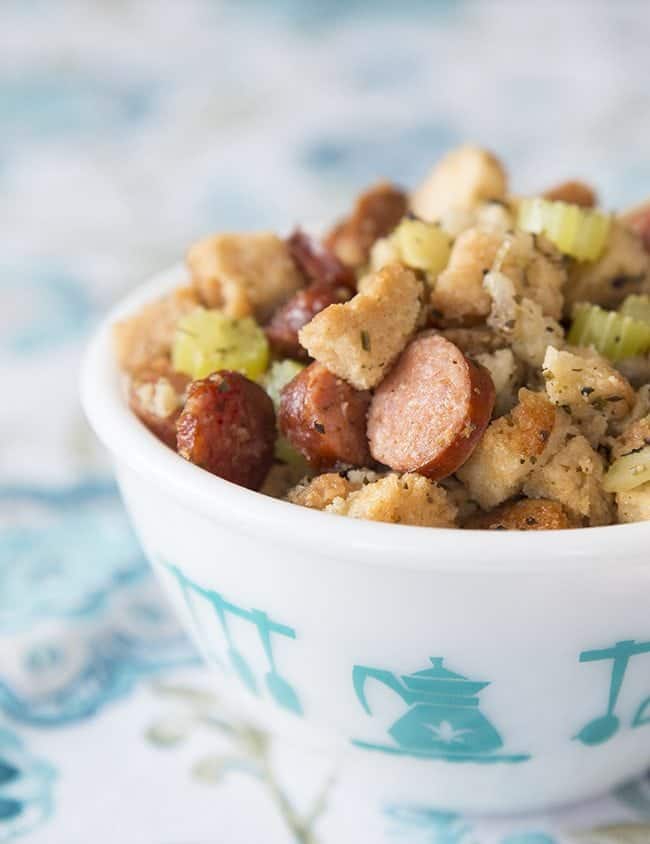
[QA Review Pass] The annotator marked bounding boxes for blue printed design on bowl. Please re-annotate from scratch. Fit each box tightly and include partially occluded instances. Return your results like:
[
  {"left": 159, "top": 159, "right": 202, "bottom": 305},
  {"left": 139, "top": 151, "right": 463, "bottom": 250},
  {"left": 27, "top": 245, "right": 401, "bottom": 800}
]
[
  {"left": 0, "top": 728, "right": 55, "bottom": 842},
  {"left": 164, "top": 561, "right": 302, "bottom": 716},
  {"left": 615, "top": 771, "right": 650, "bottom": 816},
  {"left": 575, "top": 639, "right": 650, "bottom": 747},
  {"left": 352, "top": 657, "right": 530, "bottom": 764}
]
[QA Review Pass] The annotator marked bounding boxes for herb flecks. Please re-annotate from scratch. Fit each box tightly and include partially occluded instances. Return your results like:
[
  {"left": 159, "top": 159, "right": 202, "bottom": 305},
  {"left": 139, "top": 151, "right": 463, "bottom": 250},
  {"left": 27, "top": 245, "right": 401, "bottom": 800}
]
[
  {"left": 360, "top": 330, "right": 371, "bottom": 352},
  {"left": 313, "top": 422, "right": 326, "bottom": 435}
]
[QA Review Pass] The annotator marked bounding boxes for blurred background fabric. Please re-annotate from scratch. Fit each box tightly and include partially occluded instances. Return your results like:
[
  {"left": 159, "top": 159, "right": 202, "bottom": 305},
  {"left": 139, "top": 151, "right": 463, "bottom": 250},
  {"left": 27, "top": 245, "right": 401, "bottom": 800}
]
[{"left": 1, "top": 1, "right": 650, "bottom": 841}]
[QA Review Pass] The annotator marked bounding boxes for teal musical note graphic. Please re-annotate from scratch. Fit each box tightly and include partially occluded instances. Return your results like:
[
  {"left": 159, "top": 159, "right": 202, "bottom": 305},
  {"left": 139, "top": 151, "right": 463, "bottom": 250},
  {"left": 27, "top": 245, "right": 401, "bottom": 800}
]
[
  {"left": 576, "top": 640, "right": 650, "bottom": 746},
  {"left": 164, "top": 562, "right": 302, "bottom": 716},
  {"left": 352, "top": 657, "right": 530, "bottom": 763}
]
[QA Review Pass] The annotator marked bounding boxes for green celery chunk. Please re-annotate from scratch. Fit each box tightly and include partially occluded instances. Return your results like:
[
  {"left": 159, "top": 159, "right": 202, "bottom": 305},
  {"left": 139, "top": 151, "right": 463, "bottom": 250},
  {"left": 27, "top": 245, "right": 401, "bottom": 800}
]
[{"left": 172, "top": 307, "right": 269, "bottom": 380}]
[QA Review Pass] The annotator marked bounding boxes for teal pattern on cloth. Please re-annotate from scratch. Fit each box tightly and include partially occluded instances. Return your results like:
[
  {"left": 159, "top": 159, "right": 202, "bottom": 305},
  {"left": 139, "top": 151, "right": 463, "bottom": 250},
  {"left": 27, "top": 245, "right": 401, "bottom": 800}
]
[
  {"left": 2, "top": 0, "right": 650, "bottom": 840},
  {"left": 0, "top": 729, "right": 55, "bottom": 842}
]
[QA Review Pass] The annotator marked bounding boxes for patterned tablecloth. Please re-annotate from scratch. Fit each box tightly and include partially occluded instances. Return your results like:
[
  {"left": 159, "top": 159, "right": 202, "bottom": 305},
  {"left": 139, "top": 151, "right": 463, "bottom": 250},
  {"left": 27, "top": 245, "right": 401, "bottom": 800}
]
[{"left": 2, "top": 1, "right": 650, "bottom": 841}]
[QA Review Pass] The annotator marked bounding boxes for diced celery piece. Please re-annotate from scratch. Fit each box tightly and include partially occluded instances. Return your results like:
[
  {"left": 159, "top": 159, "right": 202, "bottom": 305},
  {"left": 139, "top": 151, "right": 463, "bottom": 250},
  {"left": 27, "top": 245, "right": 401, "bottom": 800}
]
[
  {"left": 262, "top": 359, "right": 305, "bottom": 411},
  {"left": 620, "top": 294, "right": 650, "bottom": 326},
  {"left": 568, "top": 303, "right": 650, "bottom": 361},
  {"left": 172, "top": 307, "right": 269, "bottom": 380},
  {"left": 518, "top": 197, "right": 611, "bottom": 261},
  {"left": 603, "top": 446, "right": 650, "bottom": 493},
  {"left": 392, "top": 218, "right": 451, "bottom": 275}
]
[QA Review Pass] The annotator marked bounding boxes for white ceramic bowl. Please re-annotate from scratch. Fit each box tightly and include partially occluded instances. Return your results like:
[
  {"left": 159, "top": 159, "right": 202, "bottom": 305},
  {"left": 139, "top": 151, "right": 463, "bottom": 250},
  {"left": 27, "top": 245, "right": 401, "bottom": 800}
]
[{"left": 81, "top": 265, "right": 650, "bottom": 814}]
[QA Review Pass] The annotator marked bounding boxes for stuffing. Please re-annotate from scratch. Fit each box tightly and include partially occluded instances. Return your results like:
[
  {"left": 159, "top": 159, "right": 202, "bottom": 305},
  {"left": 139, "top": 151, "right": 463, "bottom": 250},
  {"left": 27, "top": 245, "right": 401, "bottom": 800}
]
[
  {"left": 616, "top": 354, "right": 650, "bottom": 390},
  {"left": 115, "top": 144, "right": 650, "bottom": 532},
  {"left": 626, "top": 384, "right": 650, "bottom": 426},
  {"left": 430, "top": 227, "right": 501, "bottom": 323},
  {"left": 520, "top": 236, "right": 567, "bottom": 321},
  {"left": 616, "top": 484, "right": 650, "bottom": 523},
  {"left": 437, "top": 200, "right": 515, "bottom": 240},
  {"left": 565, "top": 221, "right": 650, "bottom": 313},
  {"left": 411, "top": 146, "right": 507, "bottom": 223},
  {"left": 326, "top": 473, "right": 458, "bottom": 527},
  {"left": 369, "top": 236, "right": 401, "bottom": 272},
  {"left": 609, "top": 415, "right": 650, "bottom": 460},
  {"left": 475, "top": 200, "right": 516, "bottom": 233},
  {"left": 523, "top": 433, "right": 614, "bottom": 526},
  {"left": 465, "top": 498, "right": 572, "bottom": 530},
  {"left": 542, "top": 346, "right": 635, "bottom": 446},
  {"left": 620, "top": 201, "right": 650, "bottom": 252},
  {"left": 187, "top": 232, "right": 304, "bottom": 321},
  {"left": 114, "top": 286, "right": 200, "bottom": 374},
  {"left": 432, "top": 228, "right": 567, "bottom": 328},
  {"left": 437, "top": 326, "right": 506, "bottom": 357},
  {"left": 299, "top": 264, "right": 422, "bottom": 390},
  {"left": 128, "top": 357, "right": 190, "bottom": 449},
  {"left": 287, "top": 472, "right": 358, "bottom": 509},
  {"left": 485, "top": 271, "right": 565, "bottom": 368},
  {"left": 439, "top": 476, "right": 480, "bottom": 523},
  {"left": 474, "top": 348, "right": 524, "bottom": 416},
  {"left": 456, "top": 388, "right": 571, "bottom": 509}
]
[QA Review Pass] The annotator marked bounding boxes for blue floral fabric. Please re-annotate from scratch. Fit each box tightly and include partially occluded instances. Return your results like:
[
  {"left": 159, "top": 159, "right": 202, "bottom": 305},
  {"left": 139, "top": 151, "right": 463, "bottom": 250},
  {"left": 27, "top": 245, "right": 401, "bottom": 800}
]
[{"left": 2, "top": 1, "right": 649, "bottom": 841}]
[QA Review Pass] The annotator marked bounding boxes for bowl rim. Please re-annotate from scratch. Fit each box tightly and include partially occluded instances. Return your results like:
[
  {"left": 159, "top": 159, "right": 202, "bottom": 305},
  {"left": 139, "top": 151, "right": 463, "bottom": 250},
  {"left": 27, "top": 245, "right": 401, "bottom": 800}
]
[{"left": 80, "top": 263, "right": 650, "bottom": 574}]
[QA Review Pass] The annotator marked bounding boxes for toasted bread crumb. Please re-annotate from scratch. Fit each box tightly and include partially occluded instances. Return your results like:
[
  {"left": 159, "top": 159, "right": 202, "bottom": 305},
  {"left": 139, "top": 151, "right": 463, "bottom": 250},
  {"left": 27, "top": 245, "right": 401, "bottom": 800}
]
[
  {"left": 187, "top": 232, "right": 303, "bottom": 321},
  {"left": 113, "top": 287, "right": 199, "bottom": 374},
  {"left": 411, "top": 146, "right": 507, "bottom": 223},
  {"left": 465, "top": 498, "right": 572, "bottom": 530},
  {"left": 523, "top": 433, "right": 614, "bottom": 526},
  {"left": 299, "top": 264, "right": 422, "bottom": 390},
  {"left": 457, "top": 388, "right": 570, "bottom": 509},
  {"left": 326, "top": 472, "right": 457, "bottom": 527}
]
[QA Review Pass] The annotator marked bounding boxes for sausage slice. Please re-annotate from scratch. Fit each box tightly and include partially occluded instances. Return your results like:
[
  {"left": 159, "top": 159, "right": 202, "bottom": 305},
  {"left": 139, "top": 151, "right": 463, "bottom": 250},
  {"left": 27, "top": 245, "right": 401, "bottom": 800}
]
[
  {"left": 279, "top": 362, "right": 371, "bottom": 470},
  {"left": 265, "top": 282, "right": 351, "bottom": 360},
  {"left": 287, "top": 229, "right": 356, "bottom": 289},
  {"left": 176, "top": 371, "right": 276, "bottom": 490},
  {"left": 324, "top": 181, "right": 408, "bottom": 267},
  {"left": 129, "top": 359, "right": 189, "bottom": 449},
  {"left": 543, "top": 180, "right": 597, "bottom": 208},
  {"left": 367, "top": 334, "right": 495, "bottom": 480}
]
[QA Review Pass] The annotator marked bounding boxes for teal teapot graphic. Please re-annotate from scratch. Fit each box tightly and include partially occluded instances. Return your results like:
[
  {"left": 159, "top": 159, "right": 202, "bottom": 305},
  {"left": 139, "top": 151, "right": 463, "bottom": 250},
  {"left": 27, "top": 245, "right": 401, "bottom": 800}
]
[{"left": 352, "top": 657, "right": 530, "bottom": 763}]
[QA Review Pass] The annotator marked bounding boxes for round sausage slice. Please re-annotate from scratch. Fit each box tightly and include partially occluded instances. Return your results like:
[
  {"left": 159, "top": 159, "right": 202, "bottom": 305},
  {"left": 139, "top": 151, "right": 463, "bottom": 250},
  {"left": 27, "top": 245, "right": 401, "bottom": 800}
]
[
  {"left": 367, "top": 334, "right": 495, "bottom": 480},
  {"left": 279, "top": 362, "right": 371, "bottom": 470},
  {"left": 287, "top": 229, "right": 357, "bottom": 289},
  {"left": 265, "top": 282, "right": 351, "bottom": 360},
  {"left": 176, "top": 371, "right": 276, "bottom": 490}
]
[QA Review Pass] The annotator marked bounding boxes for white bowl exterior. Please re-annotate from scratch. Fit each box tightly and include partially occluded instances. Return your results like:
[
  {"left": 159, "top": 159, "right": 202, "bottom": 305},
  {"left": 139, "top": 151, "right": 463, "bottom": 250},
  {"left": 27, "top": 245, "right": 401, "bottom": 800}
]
[
  {"left": 82, "top": 265, "right": 650, "bottom": 814},
  {"left": 116, "top": 459, "right": 650, "bottom": 813}
]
